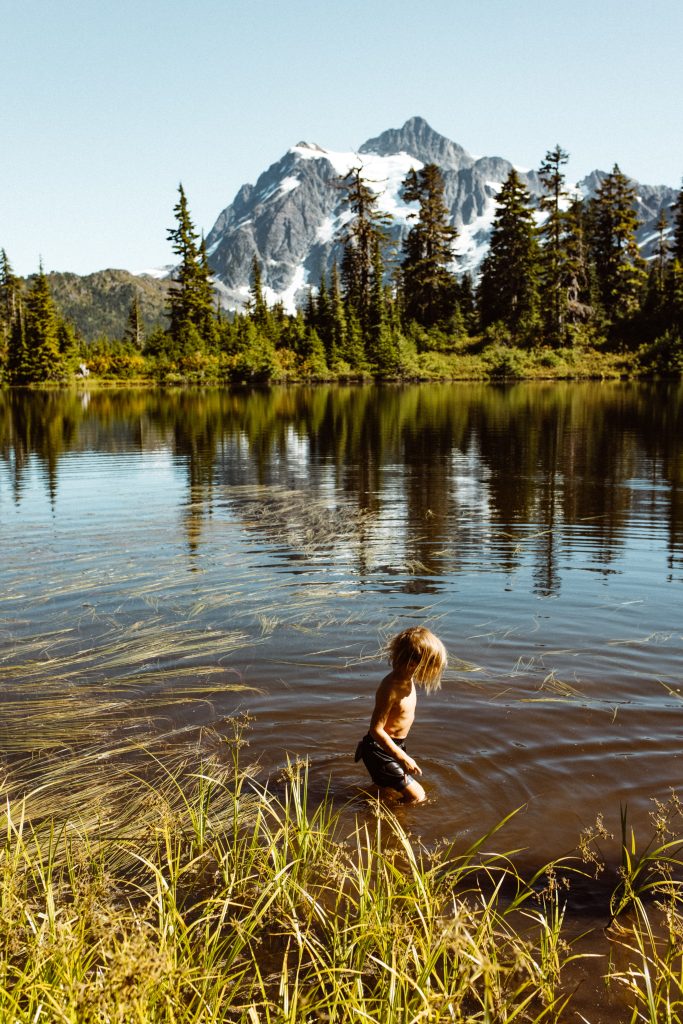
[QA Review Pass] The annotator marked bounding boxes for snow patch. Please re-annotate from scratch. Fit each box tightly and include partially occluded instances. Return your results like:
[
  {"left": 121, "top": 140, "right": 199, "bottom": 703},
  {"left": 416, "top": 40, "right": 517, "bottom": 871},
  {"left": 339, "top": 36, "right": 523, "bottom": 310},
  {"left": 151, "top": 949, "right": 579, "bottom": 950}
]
[
  {"left": 136, "top": 265, "right": 173, "bottom": 279},
  {"left": 453, "top": 195, "right": 498, "bottom": 277},
  {"left": 263, "top": 264, "right": 308, "bottom": 315},
  {"left": 291, "top": 143, "right": 423, "bottom": 223},
  {"left": 279, "top": 175, "right": 301, "bottom": 196},
  {"left": 257, "top": 174, "right": 301, "bottom": 202},
  {"left": 315, "top": 209, "right": 353, "bottom": 243}
]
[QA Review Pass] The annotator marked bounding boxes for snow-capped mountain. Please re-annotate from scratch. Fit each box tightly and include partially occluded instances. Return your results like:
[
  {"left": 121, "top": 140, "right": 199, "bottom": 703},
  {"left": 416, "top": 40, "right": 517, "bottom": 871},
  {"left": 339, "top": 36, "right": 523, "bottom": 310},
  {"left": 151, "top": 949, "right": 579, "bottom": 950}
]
[{"left": 203, "top": 116, "right": 677, "bottom": 312}]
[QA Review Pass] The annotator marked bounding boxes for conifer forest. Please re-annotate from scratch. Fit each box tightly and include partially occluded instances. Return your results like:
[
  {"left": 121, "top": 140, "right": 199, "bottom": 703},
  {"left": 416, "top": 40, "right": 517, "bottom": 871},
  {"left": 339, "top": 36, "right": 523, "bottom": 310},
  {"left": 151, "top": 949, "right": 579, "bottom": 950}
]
[{"left": 2, "top": 151, "right": 683, "bottom": 385}]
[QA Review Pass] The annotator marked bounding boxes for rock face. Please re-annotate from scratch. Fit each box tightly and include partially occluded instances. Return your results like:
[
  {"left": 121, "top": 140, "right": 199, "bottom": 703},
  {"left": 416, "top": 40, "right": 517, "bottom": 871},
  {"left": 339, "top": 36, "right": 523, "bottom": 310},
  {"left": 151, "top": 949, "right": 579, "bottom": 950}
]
[{"left": 204, "top": 116, "right": 677, "bottom": 312}]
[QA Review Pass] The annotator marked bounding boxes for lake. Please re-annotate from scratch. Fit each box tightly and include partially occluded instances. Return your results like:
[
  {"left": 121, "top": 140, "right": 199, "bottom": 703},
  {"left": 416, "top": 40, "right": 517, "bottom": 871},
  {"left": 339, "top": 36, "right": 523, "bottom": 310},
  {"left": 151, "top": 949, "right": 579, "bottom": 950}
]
[{"left": 1, "top": 382, "right": 682, "bottom": 874}]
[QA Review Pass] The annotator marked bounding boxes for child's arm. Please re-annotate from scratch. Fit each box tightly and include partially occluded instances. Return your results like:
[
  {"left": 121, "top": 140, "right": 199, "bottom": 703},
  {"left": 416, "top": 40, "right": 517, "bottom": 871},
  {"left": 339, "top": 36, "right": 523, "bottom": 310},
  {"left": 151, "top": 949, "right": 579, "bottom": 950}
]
[{"left": 368, "top": 682, "right": 422, "bottom": 776}]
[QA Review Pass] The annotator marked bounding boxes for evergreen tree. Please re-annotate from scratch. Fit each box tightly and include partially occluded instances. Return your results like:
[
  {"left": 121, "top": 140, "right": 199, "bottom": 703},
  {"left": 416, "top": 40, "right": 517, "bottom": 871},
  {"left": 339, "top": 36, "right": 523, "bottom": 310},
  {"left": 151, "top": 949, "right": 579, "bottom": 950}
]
[
  {"left": 653, "top": 209, "right": 670, "bottom": 293},
  {"left": 400, "top": 163, "right": 458, "bottom": 329},
  {"left": 337, "top": 165, "right": 391, "bottom": 338},
  {"left": 538, "top": 145, "right": 571, "bottom": 344},
  {"left": 588, "top": 164, "right": 646, "bottom": 325},
  {"left": 231, "top": 315, "right": 277, "bottom": 382},
  {"left": 23, "top": 265, "right": 63, "bottom": 381},
  {"left": 125, "top": 294, "right": 145, "bottom": 349},
  {"left": 7, "top": 303, "right": 27, "bottom": 383},
  {"left": 367, "top": 237, "right": 398, "bottom": 373},
  {"left": 563, "top": 198, "right": 596, "bottom": 328},
  {"left": 303, "top": 286, "right": 317, "bottom": 329},
  {"left": 248, "top": 255, "right": 269, "bottom": 329},
  {"left": 297, "top": 323, "right": 328, "bottom": 377},
  {"left": 669, "top": 259, "right": 683, "bottom": 336},
  {"left": 0, "top": 249, "right": 21, "bottom": 329},
  {"left": 313, "top": 272, "right": 337, "bottom": 365},
  {"left": 477, "top": 170, "right": 541, "bottom": 342},
  {"left": 329, "top": 263, "right": 356, "bottom": 368},
  {"left": 455, "top": 272, "right": 477, "bottom": 334},
  {"left": 197, "top": 236, "right": 219, "bottom": 347},
  {"left": 167, "top": 184, "right": 216, "bottom": 353},
  {"left": 57, "top": 319, "right": 78, "bottom": 366},
  {"left": 0, "top": 250, "right": 22, "bottom": 379},
  {"left": 672, "top": 181, "right": 683, "bottom": 262}
]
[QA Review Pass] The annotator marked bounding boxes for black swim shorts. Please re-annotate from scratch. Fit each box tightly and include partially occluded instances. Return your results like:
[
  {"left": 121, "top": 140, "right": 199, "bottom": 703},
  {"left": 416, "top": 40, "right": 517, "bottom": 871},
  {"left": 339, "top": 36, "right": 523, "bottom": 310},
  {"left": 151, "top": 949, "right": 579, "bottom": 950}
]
[{"left": 354, "top": 733, "right": 415, "bottom": 792}]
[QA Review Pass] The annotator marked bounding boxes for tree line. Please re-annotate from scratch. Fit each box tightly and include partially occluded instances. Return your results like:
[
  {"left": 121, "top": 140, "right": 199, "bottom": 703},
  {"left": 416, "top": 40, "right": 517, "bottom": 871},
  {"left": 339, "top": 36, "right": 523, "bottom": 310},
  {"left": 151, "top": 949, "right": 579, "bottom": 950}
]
[{"left": 2, "top": 149, "right": 683, "bottom": 385}]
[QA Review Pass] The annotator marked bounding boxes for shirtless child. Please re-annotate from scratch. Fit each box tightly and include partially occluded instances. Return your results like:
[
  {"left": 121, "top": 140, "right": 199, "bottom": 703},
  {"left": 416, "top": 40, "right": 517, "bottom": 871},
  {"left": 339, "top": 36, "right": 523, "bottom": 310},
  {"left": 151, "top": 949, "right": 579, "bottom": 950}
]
[{"left": 355, "top": 626, "right": 448, "bottom": 803}]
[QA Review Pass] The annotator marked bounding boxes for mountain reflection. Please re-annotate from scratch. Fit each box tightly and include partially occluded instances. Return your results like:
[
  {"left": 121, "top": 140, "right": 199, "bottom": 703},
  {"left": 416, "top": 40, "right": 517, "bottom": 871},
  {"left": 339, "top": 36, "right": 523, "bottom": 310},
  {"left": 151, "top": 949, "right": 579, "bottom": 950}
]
[{"left": 1, "top": 383, "right": 682, "bottom": 594}]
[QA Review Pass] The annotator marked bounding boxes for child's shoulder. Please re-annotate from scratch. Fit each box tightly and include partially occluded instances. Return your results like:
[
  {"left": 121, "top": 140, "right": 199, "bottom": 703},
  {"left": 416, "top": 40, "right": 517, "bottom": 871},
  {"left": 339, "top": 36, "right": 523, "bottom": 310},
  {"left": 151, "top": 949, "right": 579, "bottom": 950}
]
[{"left": 376, "top": 669, "right": 411, "bottom": 697}]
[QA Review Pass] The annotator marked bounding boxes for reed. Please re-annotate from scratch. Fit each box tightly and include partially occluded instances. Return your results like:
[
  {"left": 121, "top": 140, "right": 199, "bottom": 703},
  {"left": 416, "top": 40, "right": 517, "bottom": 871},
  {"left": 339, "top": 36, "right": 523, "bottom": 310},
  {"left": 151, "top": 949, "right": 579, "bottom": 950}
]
[
  {"left": 3, "top": 728, "right": 678, "bottom": 1024},
  {"left": 2, "top": 671, "right": 683, "bottom": 1024},
  {"left": 599, "top": 804, "right": 683, "bottom": 1022}
]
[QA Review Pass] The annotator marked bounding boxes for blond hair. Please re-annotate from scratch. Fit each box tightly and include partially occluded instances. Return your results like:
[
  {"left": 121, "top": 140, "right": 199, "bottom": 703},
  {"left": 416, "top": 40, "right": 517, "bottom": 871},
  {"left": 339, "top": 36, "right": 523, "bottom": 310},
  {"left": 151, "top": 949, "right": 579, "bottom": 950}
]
[{"left": 387, "top": 626, "right": 447, "bottom": 693}]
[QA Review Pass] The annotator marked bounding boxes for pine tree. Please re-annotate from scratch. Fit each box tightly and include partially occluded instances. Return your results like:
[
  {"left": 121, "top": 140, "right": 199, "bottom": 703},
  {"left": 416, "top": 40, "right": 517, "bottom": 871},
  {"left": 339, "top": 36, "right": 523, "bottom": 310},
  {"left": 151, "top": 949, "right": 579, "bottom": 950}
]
[
  {"left": 400, "top": 163, "right": 458, "bottom": 329},
  {"left": 125, "top": 294, "right": 145, "bottom": 349},
  {"left": 538, "top": 145, "right": 571, "bottom": 344},
  {"left": 197, "top": 236, "right": 218, "bottom": 347},
  {"left": 662, "top": 183, "right": 683, "bottom": 343},
  {"left": 668, "top": 259, "right": 683, "bottom": 336},
  {"left": 477, "top": 170, "right": 541, "bottom": 342},
  {"left": 303, "top": 286, "right": 317, "bottom": 329},
  {"left": 653, "top": 209, "right": 670, "bottom": 293},
  {"left": 329, "top": 263, "right": 355, "bottom": 368},
  {"left": 23, "top": 265, "right": 63, "bottom": 381},
  {"left": 167, "top": 184, "right": 216, "bottom": 353},
  {"left": 672, "top": 181, "right": 683, "bottom": 262},
  {"left": 563, "top": 198, "right": 595, "bottom": 327},
  {"left": 231, "top": 315, "right": 277, "bottom": 382},
  {"left": 337, "top": 165, "right": 391, "bottom": 339},
  {"left": 248, "top": 255, "right": 269, "bottom": 329},
  {"left": 455, "top": 272, "right": 477, "bottom": 333},
  {"left": 588, "top": 164, "right": 646, "bottom": 325},
  {"left": 7, "top": 303, "right": 27, "bottom": 383},
  {"left": 313, "top": 272, "right": 337, "bottom": 365},
  {"left": 0, "top": 250, "right": 21, "bottom": 328},
  {"left": 1, "top": 250, "right": 22, "bottom": 379},
  {"left": 367, "top": 237, "right": 398, "bottom": 373}
]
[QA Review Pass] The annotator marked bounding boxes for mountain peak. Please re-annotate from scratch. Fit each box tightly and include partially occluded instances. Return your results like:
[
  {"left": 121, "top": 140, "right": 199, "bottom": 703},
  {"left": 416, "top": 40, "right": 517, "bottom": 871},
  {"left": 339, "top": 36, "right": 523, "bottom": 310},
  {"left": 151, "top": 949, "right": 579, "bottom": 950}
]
[
  {"left": 201, "top": 119, "right": 676, "bottom": 313},
  {"left": 359, "top": 116, "right": 473, "bottom": 171}
]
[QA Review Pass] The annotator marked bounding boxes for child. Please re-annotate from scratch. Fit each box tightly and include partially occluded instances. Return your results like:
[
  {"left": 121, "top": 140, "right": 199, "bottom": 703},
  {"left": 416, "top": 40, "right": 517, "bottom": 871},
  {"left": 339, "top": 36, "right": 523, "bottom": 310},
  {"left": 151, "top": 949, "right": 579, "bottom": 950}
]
[{"left": 355, "top": 626, "right": 447, "bottom": 803}]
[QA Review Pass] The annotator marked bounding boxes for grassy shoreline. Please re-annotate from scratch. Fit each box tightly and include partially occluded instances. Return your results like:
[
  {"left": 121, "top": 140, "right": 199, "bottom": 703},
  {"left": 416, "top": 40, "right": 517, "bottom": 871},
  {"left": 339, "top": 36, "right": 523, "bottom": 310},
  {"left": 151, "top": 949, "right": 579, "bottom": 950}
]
[
  {"left": 2, "top": 343, "right": 654, "bottom": 389},
  {"left": 3, "top": 732, "right": 683, "bottom": 1023}
]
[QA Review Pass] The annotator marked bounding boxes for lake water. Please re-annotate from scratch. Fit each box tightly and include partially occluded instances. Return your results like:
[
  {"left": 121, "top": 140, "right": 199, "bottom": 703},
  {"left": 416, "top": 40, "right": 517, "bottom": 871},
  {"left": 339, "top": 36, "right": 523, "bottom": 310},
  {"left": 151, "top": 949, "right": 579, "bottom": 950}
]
[{"left": 1, "top": 383, "right": 682, "bottom": 877}]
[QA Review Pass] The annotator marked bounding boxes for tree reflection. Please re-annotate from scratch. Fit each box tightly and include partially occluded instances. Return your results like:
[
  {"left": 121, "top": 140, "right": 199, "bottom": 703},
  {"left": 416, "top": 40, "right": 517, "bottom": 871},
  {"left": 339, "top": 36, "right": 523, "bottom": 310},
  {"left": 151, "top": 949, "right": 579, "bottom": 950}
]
[{"left": 1, "top": 383, "right": 682, "bottom": 587}]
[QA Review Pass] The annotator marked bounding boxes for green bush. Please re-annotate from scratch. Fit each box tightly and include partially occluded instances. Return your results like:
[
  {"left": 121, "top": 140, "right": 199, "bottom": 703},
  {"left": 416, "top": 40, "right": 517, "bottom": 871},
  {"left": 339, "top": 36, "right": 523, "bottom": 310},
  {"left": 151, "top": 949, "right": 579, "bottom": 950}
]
[
  {"left": 485, "top": 344, "right": 528, "bottom": 379},
  {"left": 637, "top": 329, "right": 683, "bottom": 377}
]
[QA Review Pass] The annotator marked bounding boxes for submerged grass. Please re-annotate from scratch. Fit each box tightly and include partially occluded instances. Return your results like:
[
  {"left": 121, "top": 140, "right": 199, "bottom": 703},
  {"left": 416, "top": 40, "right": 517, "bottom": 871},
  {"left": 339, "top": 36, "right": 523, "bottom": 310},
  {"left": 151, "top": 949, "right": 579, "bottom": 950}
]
[
  {"left": 1, "top": 733, "right": 683, "bottom": 1023},
  {"left": 3, "top": 485, "right": 683, "bottom": 1019}
]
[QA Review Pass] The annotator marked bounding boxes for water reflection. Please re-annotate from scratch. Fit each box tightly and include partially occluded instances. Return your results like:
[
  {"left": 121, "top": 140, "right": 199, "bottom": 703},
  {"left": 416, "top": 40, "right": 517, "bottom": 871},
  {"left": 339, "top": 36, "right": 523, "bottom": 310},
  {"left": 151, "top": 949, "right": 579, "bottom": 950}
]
[
  {"left": 2, "top": 383, "right": 682, "bottom": 593},
  {"left": 2, "top": 382, "right": 683, "bottom": 875}
]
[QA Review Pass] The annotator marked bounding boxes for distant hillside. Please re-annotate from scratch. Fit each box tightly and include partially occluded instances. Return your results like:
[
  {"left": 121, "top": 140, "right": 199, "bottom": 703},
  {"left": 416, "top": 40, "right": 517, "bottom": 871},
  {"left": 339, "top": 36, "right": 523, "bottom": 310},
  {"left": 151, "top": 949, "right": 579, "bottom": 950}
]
[{"left": 42, "top": 269, "right": 171, "bottom": 343}]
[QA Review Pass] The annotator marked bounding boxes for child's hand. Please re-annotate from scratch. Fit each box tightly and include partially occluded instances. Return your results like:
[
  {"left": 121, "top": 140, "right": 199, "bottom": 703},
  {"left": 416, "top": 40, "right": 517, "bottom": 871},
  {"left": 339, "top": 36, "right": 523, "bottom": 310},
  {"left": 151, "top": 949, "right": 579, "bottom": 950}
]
[{"left": 404, "top": 756, "right": 421, "bottom": 775}]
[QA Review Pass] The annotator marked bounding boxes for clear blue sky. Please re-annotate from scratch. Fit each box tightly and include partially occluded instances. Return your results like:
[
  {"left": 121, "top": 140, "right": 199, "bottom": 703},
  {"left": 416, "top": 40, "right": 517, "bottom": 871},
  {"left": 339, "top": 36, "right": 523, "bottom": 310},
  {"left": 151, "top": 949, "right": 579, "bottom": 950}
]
[{"left": 2, "top": 0, "right": 682, "bottom": 277}]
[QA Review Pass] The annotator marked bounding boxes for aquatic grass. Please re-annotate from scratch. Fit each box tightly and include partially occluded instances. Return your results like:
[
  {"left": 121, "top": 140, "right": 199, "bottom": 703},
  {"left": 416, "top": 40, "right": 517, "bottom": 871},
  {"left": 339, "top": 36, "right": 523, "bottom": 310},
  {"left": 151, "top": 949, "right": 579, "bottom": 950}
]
[
  {"left": 5, "top": 740, "right": 683, "bottom": 1020},
  {"left": 594, "top": 803, "right": 683, "bottom": 1022},
  {"left": 606, "top": 896, "right": 683, "bottom": 1023},
  {"left": 610, "top": 805, "right": 683, "bottom": 921}
]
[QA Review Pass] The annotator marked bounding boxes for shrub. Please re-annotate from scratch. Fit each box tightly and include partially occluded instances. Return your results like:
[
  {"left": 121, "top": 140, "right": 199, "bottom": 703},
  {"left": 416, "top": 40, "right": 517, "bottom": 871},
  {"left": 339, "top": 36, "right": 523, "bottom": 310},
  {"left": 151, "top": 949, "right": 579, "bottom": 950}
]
[{"left": 637, "top": 329, "right": 683, "bottom": 377}]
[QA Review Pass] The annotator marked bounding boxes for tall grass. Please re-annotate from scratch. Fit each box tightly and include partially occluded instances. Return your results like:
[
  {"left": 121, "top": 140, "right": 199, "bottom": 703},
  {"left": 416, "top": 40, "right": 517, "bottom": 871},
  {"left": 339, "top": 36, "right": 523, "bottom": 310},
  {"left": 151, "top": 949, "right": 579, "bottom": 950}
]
[
  {"left": 3, "top": 698, "right": 683, "bottom": 1024},
  {"left": 4, "top": 731, "right": 681, "bottom": 1024},
  {"left": 600, "top": 803, "right": 683, "bottom": 1022}
]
